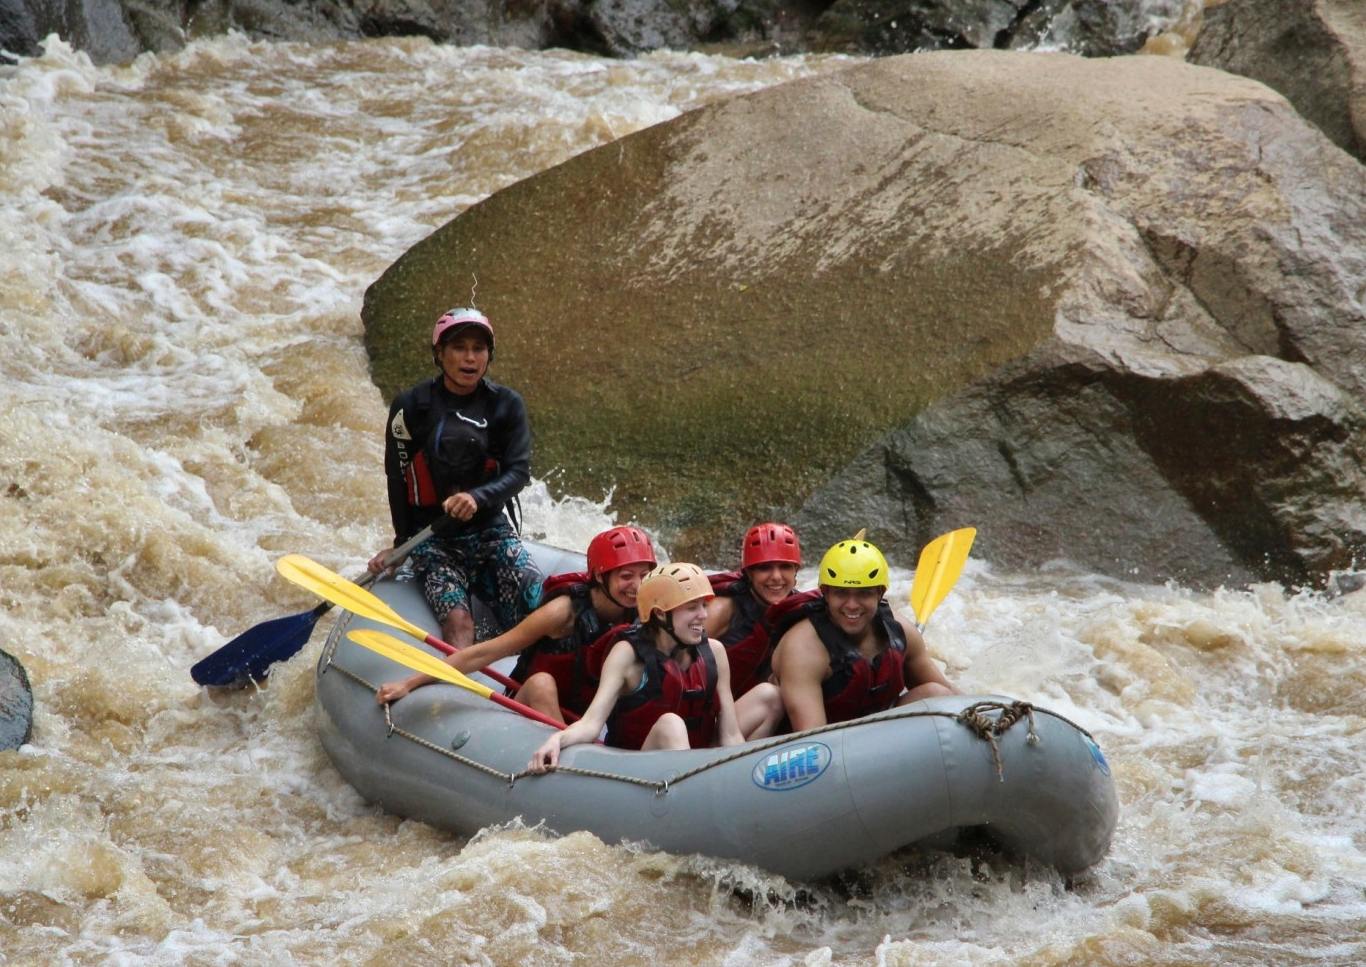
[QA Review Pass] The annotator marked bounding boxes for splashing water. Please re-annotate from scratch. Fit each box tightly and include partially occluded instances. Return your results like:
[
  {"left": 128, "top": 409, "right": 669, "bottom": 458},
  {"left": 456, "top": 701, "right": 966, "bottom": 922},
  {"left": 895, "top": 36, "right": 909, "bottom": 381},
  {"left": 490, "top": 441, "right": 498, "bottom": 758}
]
[{"left": 1, "top": 29, "right": 1363, "bottom": 965}]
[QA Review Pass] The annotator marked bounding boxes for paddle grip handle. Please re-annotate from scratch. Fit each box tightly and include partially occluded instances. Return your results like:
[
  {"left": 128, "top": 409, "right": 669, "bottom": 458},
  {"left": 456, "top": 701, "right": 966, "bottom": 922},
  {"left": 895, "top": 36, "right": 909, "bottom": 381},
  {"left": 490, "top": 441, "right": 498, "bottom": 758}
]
[{"left": 367, "top": 521, "right": 441, "bottom": 584}]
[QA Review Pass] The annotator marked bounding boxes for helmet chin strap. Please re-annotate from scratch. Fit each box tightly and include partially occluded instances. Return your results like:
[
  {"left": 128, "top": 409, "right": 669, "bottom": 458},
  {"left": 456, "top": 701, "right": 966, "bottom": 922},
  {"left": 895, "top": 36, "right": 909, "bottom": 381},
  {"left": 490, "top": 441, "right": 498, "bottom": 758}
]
[
  {"left": 649, "top": 612, "right": 697, "bottom": 657},
  {"left": 596, "top": 575, "right": 630, "bottom": 613}
]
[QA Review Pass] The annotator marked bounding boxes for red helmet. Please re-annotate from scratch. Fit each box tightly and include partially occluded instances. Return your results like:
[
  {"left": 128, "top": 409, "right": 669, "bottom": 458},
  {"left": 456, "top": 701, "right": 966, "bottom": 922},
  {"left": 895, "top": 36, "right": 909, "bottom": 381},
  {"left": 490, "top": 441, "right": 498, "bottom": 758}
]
[
  {"left": 741, "top": 522, "right": 801, "bottom": 569},
  {"left": 587, "top": 526, "right": 656, "bottom": 579}
]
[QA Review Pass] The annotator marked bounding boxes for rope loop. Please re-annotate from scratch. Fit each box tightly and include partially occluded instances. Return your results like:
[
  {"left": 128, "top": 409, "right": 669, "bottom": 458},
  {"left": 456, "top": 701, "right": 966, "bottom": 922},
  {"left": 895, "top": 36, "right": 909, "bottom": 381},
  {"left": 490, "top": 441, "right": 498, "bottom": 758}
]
[{"left": 955, "top": 700, "right": 1039, "bottom": 781}]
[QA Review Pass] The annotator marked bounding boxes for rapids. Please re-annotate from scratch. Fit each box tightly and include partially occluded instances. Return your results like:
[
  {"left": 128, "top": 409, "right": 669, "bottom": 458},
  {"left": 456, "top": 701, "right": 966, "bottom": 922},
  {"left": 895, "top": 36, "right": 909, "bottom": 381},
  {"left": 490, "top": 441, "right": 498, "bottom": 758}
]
[{"left": 1, "top": 32, "right": 1363, "bottom": 966}]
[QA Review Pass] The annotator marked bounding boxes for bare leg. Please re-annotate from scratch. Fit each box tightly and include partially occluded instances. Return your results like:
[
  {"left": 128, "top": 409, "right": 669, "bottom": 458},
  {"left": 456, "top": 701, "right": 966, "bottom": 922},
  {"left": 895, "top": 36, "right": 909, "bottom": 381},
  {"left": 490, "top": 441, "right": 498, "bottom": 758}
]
[
  {"left": 516, "top": 672, "right": 566, "bottom": 725},
  {"left": 440, "top": 606, "right": 475, "bottom": 652},
  {"left": 735, "top": 682, "right": 784, "bottom": 740},
  {"left": 641, "top": 712, "right": 690, "bottom": 751}
]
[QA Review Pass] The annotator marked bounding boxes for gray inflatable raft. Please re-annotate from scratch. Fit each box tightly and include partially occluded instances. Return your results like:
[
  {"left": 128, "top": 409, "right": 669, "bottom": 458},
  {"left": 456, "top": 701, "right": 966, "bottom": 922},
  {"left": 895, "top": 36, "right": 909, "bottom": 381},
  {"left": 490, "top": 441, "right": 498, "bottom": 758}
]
[{"left": 315, "top": 546, "right": 1118, "bottom": 881}]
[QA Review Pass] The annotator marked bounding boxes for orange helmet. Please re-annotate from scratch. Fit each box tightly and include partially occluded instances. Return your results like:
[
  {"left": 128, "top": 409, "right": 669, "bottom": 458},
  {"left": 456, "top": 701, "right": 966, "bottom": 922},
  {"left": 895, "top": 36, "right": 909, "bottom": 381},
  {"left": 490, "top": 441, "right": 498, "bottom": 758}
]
[{"left": 636, "top": 563, "right": 713, "bottom": 620}]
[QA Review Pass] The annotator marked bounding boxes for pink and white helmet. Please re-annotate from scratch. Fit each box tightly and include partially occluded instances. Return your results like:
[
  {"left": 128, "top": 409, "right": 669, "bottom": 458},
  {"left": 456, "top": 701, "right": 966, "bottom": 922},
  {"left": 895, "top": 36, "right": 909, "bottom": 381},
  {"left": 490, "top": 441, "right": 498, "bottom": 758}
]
[{"left": 432, "top": 307, "right": 494, "bottom": 352}]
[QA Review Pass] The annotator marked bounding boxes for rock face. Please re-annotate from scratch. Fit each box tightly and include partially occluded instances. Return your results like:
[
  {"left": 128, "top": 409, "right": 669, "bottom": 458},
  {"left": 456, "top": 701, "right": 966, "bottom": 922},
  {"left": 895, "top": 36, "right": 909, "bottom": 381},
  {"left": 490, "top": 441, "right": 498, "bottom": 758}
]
[
  {"left": 1190, "top": 0, "right": 1366, "bottom": 163},
  {"left": 1, "top": 649, "right": 33, "bottom": 750},
  {"left": 808, "top": 0, "right": 1183, "bottom": 56},
  {"left": 363, "top": 51, "right": 1366, "bottom": 585},
  {"left": 1, "top": 0, "right": 142, "bottom": 62},
  {"left": 1, "top": 0, "right": 1186, "bottom": 63}
]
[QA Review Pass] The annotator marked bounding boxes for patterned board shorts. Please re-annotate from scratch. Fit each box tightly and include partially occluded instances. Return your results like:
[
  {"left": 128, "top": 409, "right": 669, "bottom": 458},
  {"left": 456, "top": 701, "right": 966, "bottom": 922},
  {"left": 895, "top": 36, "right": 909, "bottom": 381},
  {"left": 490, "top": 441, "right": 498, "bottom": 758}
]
[{"left": 409, "top": 519, "right": 544, "bottom": 634}]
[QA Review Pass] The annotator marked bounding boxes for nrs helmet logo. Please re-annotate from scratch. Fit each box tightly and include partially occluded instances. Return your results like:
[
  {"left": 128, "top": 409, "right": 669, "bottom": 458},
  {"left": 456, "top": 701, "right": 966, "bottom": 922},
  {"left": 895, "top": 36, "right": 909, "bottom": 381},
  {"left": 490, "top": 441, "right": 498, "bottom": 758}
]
[{"left": 752, "top": 742, "right": 832, "bottom": 791}]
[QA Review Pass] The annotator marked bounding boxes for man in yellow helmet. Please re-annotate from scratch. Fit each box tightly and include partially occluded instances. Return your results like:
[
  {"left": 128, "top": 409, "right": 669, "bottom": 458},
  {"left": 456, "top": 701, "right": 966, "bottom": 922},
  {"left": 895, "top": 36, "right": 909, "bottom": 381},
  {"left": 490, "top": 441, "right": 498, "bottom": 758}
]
[{"left": 769, "top": 536, "right": 955, "bottom": 730}]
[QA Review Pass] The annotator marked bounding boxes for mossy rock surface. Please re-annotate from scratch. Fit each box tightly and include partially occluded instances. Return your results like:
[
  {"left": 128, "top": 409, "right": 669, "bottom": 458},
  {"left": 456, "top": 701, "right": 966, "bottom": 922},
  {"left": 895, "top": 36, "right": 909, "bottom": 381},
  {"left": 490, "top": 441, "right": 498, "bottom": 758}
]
[
  {"left": 366, "top": 50, "right": 1366, "bottom": 583},
  {"left": 363, "top": 53, "right": 1056, "bottom": 560}
]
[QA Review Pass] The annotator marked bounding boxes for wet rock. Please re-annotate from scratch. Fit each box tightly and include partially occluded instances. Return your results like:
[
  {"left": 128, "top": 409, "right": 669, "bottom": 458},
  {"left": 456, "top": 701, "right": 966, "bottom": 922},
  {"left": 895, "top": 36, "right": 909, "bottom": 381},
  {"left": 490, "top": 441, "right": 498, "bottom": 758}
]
[
  {"left": 3, "top": 0, "right": 1186, "bottom": 64},
  {"left": 806, "top": 0, "right": 1182, "bottom": 56},
  {"left": 363, "top": 51, "right": 1366, "bottom": 585},
  {"left": 1, "top": 649, "right": 33, "bottom": 750},
  {"left": 0, "top": 0, "right": 142, "bottom": 64},
  {"left": 1189, "top": 0, "right": 1366, "bottom": 163}
]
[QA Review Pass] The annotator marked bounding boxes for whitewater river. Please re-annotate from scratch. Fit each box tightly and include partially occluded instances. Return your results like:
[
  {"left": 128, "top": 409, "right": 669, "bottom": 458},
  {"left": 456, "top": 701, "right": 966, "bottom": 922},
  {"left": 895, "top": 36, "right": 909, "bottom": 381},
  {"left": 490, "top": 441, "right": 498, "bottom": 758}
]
[{"left": 2, "top": 33, "right": 1364, "bottom": 966}]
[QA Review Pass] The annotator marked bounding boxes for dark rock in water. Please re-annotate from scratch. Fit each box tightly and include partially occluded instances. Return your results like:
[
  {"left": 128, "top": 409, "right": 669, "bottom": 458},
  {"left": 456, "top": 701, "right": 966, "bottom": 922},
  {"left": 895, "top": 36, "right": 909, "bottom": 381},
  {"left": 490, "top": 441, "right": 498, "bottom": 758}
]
[
  {"left": 363, "top": 51, "right": 1366, "bottom": 586},
  {"left": 0, "top": 649, "right": 34, "bottom": 751},
  {"left": 807, "top": 0, "right": 1176, "bottom": 57},
  {"left": 2, "top": 0, "right": 1181, "bottom": 65},
  {"left": 1, "top": 0, "right": 142, "bottom": 64},
  {"left": 1190, "top": 0, "right": 1366, "bottom": 163}
]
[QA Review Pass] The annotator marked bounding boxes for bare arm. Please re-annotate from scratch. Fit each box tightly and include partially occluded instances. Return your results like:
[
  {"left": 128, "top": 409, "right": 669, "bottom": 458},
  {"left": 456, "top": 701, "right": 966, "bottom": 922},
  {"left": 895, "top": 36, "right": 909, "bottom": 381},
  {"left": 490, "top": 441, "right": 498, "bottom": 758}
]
[
  {"left": 375, "top": 597, "right": 571, "bottom": 704},
  {"left": 898, "top": 615, "right": 956, "bottom": 693},
  {"left": 528, "top": 640, "right": 636, "bottom": 772},
  {"left": 771, "top": 621, "right": 831, "bottom": 732},
  {"left": 451, "top": 597, "right": 573, "bottom": 674},
  {"left": 705, "top": 596, "right": 735, "bottom": 639},
  {"left": 710, "top": 642, "right": 743, "bottom": 746}
]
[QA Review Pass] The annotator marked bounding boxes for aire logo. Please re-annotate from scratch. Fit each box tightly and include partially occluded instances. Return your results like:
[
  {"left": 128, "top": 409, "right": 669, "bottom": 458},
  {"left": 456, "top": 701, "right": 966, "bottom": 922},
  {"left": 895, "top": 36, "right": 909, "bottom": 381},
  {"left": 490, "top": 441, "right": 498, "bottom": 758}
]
[{"left": 752, "top": 742, "right": 831, "bottom": 791}]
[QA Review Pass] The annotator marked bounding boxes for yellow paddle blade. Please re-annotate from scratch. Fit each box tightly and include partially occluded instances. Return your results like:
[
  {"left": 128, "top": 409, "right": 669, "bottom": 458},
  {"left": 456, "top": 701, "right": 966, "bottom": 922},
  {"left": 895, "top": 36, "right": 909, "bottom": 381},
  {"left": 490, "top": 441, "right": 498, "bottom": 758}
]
[
  {"left": 346, "top": 629, "right": 492, "bottom": 699},
  {"left": 276, "top": 554, "right": 428, "bottom": 642},
  {"left": 909, "top": 527, "right": 976, "bottom": 629}
]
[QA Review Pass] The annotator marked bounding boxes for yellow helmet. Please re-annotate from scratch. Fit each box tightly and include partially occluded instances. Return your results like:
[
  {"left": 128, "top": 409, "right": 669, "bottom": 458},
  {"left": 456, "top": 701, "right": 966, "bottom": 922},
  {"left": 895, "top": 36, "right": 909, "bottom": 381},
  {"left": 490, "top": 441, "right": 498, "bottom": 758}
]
[
  {"left": 818, "top": 538, "right": 890, "bottom": 589},
  {"left": 637, "top": 563, "right": 714, "bottom": 620}
]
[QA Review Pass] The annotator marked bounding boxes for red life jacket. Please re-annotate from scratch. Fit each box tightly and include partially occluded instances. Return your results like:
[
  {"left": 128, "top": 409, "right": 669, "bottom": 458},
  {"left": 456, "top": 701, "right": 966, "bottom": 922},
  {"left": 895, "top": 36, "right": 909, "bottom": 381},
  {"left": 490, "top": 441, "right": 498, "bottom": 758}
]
[
  {"left": 604, "top": 623, "right": 720, "bottom": 750},
  {"left": 506, "top": 572, "right": 609, "bottom": 715},
  {"left": 709, "top": 570, "right": 782, "bottom": 699},
  {"left": 768, "top": 591, "right": 908, "bottom": 724}
]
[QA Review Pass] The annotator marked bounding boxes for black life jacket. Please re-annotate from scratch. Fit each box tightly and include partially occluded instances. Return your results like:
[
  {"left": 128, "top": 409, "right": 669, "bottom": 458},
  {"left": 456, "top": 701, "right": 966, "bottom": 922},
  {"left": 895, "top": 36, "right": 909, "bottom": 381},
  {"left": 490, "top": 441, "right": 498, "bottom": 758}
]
[
  {"left": 507, "top": 572, "right": 610, "bottom": 715},
  {"left": 604, "top": 622, "right": 720, "bottom": 750},
  {"left": 767, "top": 591, "right": 908, "bottom": 724},
  {"left": 398, "top": 380, "right": 498, "bottom": 509}
]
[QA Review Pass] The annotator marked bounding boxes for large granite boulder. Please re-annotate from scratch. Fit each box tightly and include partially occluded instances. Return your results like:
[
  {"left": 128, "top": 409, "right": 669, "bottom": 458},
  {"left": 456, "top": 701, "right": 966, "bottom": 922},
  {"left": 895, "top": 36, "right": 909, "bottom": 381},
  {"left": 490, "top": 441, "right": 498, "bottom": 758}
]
[
  {"left": 1190, "top": 0, "right": 1366, "bottom": 163},
  {"left": 362, "top": 51, "right": 1366, "bottom": 585}
]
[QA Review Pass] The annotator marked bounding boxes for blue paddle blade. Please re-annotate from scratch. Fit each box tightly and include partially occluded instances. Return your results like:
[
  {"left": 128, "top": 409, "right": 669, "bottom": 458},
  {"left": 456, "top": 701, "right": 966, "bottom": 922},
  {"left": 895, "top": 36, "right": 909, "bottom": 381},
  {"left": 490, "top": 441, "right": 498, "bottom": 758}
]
[{"left": 190, "top": 604, "right": 329, "bottom": 687}]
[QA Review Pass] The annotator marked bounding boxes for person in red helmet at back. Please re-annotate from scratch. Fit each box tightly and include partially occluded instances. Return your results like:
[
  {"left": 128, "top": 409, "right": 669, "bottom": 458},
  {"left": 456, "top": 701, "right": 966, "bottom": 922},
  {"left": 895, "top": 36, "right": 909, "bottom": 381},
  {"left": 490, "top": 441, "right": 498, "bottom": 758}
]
[
  {"left": 706, "top": 522, "right": 803, "bottom": 698},
  {"left": 367, "top": 307, "right": 542, "bottom": 652},
  {"left": 375, "top": 525, "right": 656, "bottom": 722}
]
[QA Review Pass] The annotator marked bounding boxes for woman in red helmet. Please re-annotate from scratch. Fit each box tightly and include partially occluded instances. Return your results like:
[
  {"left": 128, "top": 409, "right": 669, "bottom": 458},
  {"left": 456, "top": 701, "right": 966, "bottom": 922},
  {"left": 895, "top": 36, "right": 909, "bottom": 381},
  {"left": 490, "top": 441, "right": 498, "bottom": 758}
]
[
  {"left": 528, "top": 563, "right": 784, "bottom": 772},
  {"left": 367, "top": 307, "right": 542, "bottom": 653},
  {"left": 706, "top": 522, "right": 803, "bottom": 698},
  {"left": 375, "top": 525, "right": 656, "bottom": 721}
]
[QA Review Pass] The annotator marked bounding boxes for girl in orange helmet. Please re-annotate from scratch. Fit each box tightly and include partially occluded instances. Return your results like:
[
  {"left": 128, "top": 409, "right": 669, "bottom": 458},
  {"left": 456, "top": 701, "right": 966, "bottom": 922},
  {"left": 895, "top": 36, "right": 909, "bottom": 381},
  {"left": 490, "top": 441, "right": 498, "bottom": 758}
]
[{"left": 529, "top": 563, "right": 783, "bottom": 771}]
